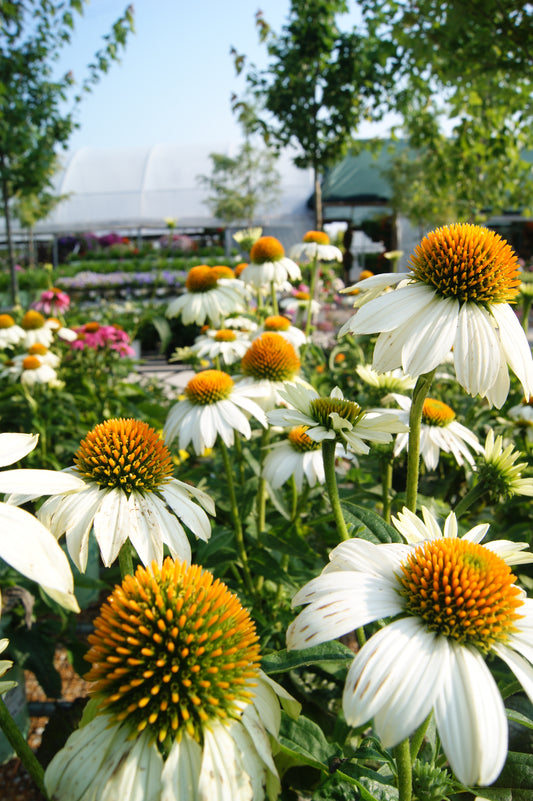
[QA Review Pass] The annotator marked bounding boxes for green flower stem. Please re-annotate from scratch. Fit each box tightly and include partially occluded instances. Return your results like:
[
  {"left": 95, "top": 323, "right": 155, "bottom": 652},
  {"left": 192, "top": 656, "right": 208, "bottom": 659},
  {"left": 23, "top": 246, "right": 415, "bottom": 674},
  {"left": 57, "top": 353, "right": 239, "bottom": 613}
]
[
  {"left": 118, "top": 540, "right": 134, "bottom": 578},
  {"left": 394, "top": 738, "right": 412, "bottom": 801},
  {"left": 381, "top": 454, "right": 394, "bottom": 524},
  {"left": 270, "top": 281, "right": 279, "bottom": 315},
  {"left": 305, "top": 254, "right": 319, "bottom": 337},
  {"left": 322, "top": 438, "right": 350, "bottom": 541},
  {"left": 405, "top": 370, "right": 435, "bottom": 513},
  {"left": 452, "top": 481, "right": 488, "bottom": 519},
  {"left": 219, "top": 438, "right": 255, "bottom": 596},
  {"left": 256, "top": 429, "right": 270, "bottom": 534},
  {"left": 0, "top": 696, "right": 48, "bottom": 799},
  {"left": 409, "top": 713, "right": 432, "bottom": 763}
]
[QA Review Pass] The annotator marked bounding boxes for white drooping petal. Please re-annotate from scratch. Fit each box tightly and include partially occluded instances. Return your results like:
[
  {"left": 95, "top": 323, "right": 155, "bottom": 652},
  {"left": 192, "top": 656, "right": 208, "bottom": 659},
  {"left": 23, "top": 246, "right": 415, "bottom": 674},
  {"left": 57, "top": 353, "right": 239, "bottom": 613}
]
[
  {"left": 434, "top": 642, "right": 507, "bottom": 786},
  {"left": 491, "top": 302, "right": 533, "bottom": 400},
  {"left": 93, "top": 489, "right": 130, "bottom": 567},
  {"left": 492, "top": 642, "right": 533, "bottom": 707},
  {"left": 0, "top": 468, "right": 84, "bottom": 496},
  {"left": 342, "top": 619, "right": 446, "bottom": 746},
  {"left": 400, "top": 295, "right": 458, "bottom": 377},
  {"left": 199, "top": 723, "right": 254, "bottom": 801},
  {"left": 100, "top": 731, "right": 163, "bottom": 801},
  {"left": 340, "top": 281, "right": 432, "bottom": 336},
  {"left": 0, "top": 502, "right": 78, "bottom": 611},
  {"left": 454, "top": 303, "right": 502, "bottom": 399},
  {"left": 44, "top": 716, "right": 132, "bottom": 801},
  {"left": 0, "top": 432, "right": 38, "bottom": 467},
  {"left": 161, "top": 733, "right": 202, "bottom": 801},
  {"left": 287, "top": 573, "right": 402, "bottom": 650}
]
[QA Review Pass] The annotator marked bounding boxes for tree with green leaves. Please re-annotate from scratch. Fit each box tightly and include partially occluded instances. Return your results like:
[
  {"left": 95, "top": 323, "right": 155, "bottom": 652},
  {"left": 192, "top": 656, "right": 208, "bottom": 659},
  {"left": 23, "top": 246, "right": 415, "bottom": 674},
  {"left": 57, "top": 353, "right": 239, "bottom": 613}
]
[
  {"left": 0, "top": 1, "right": 134, "bottom": 306},
  {"left": 197, "top": 140, "right": 281, "bottom": 226},
  {"left": 362, "top": 0, "right": 533, "bottom": 227},
  {"left": 232, "top": 1, "right": 395, "bottom": 229}
]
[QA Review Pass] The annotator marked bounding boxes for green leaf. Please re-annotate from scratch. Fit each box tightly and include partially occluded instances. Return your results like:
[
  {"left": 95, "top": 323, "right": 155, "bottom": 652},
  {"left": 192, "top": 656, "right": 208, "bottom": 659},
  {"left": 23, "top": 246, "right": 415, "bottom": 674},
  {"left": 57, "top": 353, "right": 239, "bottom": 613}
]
[
  {"left": 340, "top": 502, "right": 402, "bottom": 543},
  {"left": 261, "top": 642, "right": 354, "bottom": 675}
]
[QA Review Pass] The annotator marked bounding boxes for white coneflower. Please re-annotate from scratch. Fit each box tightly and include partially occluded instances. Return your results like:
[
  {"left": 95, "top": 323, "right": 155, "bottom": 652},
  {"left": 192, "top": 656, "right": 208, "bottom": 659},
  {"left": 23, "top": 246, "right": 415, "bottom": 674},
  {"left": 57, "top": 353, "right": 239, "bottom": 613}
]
[
  {"left": 240, "top": 236, "right": 301, "bottom": 291},
  {"left": 13, "top": 419, "right": 216, "bottom": 572},
  {"left": 45, "top": 557, "right": 298, "bottom": 801},
  {"left": 164, "top": 369, "right": 268, "bottom": 453},
  {"left": 340, "top": 224, "right": 533, "bottom": 408},
  {"left": 167, "top": 265, "right": 247, "bottom": 327},
  {"left": 287, "top": 506, "right": 533, "bottom": 787},
  {"left": 289, "top": 230, "right": 343, "bottom": 263}
]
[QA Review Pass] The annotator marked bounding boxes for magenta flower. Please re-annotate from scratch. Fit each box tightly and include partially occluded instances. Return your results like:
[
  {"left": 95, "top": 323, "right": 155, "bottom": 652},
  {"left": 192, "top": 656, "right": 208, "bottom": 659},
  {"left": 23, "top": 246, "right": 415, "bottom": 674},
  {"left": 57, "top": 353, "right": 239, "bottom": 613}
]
[
  {"left": 33, "top": 287, "right": 70, "bottom": 315},
  {"left": 71, "top": 322, "right": 135, "bottom": 357}
]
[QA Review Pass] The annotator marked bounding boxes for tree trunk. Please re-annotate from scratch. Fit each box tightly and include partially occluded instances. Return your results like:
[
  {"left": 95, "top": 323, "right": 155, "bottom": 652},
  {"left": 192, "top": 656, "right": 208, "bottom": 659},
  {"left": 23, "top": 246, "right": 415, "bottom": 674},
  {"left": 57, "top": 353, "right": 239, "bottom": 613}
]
[
  {"left": 314, "top": 167, "right": 323, "bottom": 230},
  {"left": 0, "top": 154, "right": 18, "bottom": 308}
]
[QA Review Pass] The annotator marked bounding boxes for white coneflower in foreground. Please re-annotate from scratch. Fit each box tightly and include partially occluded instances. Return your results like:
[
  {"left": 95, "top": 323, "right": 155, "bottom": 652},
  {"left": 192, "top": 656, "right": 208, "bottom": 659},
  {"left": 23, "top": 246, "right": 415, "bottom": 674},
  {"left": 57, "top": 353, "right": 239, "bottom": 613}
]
[
  {"left": 0, "top": 432, "right": 83, "bottom": 611},
  {"left": 267, "top": 383, "right": 407, "bottom": 455},
  {"left": 240, "top": 236, "right": 301, "bottom": 291},
  {"left": 20, "top": 310, "right": 54, "bottom": 348},
  {"left": 166, "top": 264, "right": 247, "bottom": 327},
  {"left": 164, "top": 369, "right": 268, "bottom": 453},
  {"left": 287, "top": 505, "right": 533, "bottom": 787},
  {"left": 10, "top": 419, "right": 215, "bottom": 572},
  {"left": 289, "top": 230, "right": 343, "bottom": 263},
  {"left": 339, "top": 223, "right": 533, "bottom": 408},
  {"left": 386, "top": 393, "right": 483, "bottom": 469},
  {"left": 45, "top": 558, "right": 299, "bottom": 801}
]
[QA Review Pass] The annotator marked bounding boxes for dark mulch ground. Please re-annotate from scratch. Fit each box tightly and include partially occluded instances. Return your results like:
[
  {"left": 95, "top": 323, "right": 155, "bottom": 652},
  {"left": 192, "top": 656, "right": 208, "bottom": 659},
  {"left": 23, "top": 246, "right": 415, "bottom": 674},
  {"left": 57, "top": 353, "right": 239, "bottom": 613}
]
[{"left": 0, "top": 648, "right": 90, "bottom": 801}]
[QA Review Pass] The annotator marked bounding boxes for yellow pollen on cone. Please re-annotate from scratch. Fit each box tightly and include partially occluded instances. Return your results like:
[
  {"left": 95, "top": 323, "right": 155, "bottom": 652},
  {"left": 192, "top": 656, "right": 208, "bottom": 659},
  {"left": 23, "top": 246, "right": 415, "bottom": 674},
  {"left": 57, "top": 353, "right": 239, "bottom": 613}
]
[
  {"left": 409, "top": 223, "right": 521, "bottom": 304},
  {"left": 241, "top": 332, "right": 300, "bottom": 381},
  {"left": 185, "top": 369, "right": 234, "bottom": 404},
  {"left": 250, "top": 236, "right": 285, "bottom": 264},
  {"left": 398, "top": 538, "right": 523, "bottom": 651},
  {"left": 303, "top": 230, "right": 330, "bottom": 245}
]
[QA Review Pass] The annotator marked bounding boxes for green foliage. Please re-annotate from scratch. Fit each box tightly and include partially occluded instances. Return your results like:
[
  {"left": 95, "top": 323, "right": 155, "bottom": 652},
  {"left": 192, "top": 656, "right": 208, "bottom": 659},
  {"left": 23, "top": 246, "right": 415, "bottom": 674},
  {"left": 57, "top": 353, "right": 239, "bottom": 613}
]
[
  {"left": 233, "top": 0, "right": 395, "bottom": 226},
  {"left": 361, "top": 0, "right": 533, "bottom": 226},
  {"left": 0, "top": 0, "right": 134, "bottom": 303},
  {"left": 197, "top": 141, "right": 281, "bottom": 224}
]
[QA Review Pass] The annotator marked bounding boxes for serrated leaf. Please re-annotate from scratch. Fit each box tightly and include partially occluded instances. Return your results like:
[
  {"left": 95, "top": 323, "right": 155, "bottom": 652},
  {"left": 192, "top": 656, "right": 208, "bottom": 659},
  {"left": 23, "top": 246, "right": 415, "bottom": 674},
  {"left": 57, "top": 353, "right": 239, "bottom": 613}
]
[{"left": 261, "top": 641, "right": 354, "bottom": 675}]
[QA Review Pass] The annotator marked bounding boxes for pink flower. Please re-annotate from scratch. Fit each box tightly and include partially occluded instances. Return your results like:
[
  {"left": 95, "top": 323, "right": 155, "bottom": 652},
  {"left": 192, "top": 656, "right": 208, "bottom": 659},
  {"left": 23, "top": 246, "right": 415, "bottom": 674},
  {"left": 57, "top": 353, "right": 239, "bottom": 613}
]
[
  {"left": 70, "top": 322, "right": 135, "bottom": 357},
  {"left": 33, "top": 287, "right": 70, "bottom": 315}
]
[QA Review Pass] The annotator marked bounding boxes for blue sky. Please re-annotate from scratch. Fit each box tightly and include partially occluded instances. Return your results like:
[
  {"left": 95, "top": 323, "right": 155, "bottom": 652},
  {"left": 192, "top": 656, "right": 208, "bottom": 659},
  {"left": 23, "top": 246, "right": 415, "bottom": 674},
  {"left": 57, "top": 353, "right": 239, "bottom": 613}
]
[{"left": 56, "top": 0, "right": 376, "bottom": 153}]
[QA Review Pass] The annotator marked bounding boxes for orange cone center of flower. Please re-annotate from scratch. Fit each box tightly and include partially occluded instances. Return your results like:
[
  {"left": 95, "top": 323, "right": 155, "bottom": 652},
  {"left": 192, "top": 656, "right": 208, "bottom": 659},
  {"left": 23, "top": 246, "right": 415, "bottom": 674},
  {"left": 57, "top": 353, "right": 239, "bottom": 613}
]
[
  {"left": 264, "top": 315, "right": 291, "bottom": 332},
  {"left": 234, "top": 262, "right": 248, "bottom": 277},
  {"left": 213, "top": 329, "right": 237, "bottom": 342},
  {"left": 85, "top": 557, "right": 260, "bottom": 752},
  {"left": 288, "top": 425, "right": 321, "bottom": 452},
  {"left": 22, "top": 355, "right": 41, "bottom": 370},
  {"left": 185, "top": 265, "right": 219, "bottom": 293},
  {"left": 250, "top": 236, "right": 285, "bottom": 264},
  {"left": 310, "top": 397, "right": 364, "bottom": 429},
  {"left": 294, "top": 291, "right": 310, "bottom": 301},
  {"left": 422, "top": 398, "right": 456, "bottom": 427},
  {"left": 0, "top": 314, "right": 15, "bottom": 329},
  {"left": 74, "top": 418, "right": 173, "bottom": 494},
  {"left": 21, "top": 310, "right": 45, "bottom": 330},
  {"left": 398, "top": 538, "right": 523, "bottom": 652},
  {"left": 210, "top": 265, "right": 235, "bottom": 280},
  {"left": 241, "top": 333, "right": 300, "bottom": 381},
  {"left": 185, "top": 370, "right": 234, "bottom": 405},
  {"left": 358, "top": 270, "right": 374, "bottom": 282},
  {"left": 84, "top": 321, "right": 100, "bottom": 333},
  {"left": 28, "top": 343, "right": 48, "bottom": 357},
  {"left": 409, "top": 223, "right": 521, "bottom": 304},
  {"left": 303, "top": 230, "right": 330, "bottom": 245}
]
